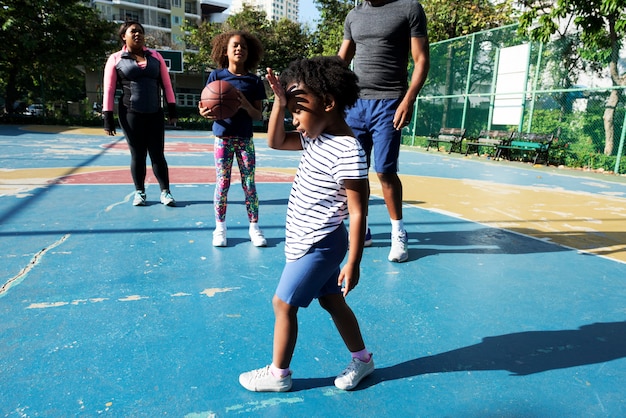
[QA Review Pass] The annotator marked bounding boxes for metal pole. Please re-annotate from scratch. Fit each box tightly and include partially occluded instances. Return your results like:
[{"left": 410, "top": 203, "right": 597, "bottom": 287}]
[
  {"left": 460, "top": 34, "right": 475, "bottom": 130},
  {"left": 614, "top": 104, "right": 626, "bottom": 174},
  {"left": 525, "top": 42, "right": 543, "bottom": 133},
  {"left": 487, "top": 47, "right": 500, "bottom": 130}
]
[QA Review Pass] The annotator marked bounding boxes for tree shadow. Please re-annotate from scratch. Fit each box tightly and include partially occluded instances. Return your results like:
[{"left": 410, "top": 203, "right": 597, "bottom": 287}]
[{"left": 292, "top": 321, "right": 626, "bottom": 391}]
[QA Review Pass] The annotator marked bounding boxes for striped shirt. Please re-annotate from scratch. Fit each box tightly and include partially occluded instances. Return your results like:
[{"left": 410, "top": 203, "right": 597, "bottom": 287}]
[{"left": 285, "top": 133, "right": 368, "bottom": 262}]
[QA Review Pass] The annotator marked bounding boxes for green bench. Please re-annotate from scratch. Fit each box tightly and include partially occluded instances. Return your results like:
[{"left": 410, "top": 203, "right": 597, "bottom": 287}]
[
  {"left": 427, "top": 127, "right": 466, "bottom": 154},
  {"left": 465, "top": 130, "right": 515, "bottom": 156},
  {"left": 495, "top": 132, "right": 555, "bottom": 165}
]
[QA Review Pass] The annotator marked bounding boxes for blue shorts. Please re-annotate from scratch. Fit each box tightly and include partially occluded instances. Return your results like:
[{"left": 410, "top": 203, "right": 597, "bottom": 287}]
[
  {"left": 275, "top": 225, "right": 348, "bottom": 307},
  {"left": 345, "top": 98, "right": 402, "bottom": 173}
]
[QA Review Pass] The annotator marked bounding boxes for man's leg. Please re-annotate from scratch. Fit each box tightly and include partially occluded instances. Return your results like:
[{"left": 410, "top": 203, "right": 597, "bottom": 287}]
[
  {"left": 370, "top": 100, "right": 409, "bottom": 262},
  {"left": 377, "top": 171, "right": 403, "bottom": 221}
]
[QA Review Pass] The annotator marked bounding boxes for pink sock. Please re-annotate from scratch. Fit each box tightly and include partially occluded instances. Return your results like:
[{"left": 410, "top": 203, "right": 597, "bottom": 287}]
[
  {"left": 351, "top": 349, "right": 371, "bottom": 363},
  {"left": 270, "top": 363, "right": 291, "bottom": 378}
]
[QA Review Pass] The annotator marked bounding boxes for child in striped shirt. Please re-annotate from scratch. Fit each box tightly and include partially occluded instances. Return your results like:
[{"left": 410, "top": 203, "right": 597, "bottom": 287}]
[{"left": 238, "top": 56, "right": 374, "bottom": 392}]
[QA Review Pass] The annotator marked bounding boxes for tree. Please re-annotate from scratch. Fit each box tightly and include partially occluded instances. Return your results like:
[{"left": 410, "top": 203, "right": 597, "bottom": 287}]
[
  {"left": 0, "top": 0, "right": 116, "bottom": 113},
  {"left": 424, "top": 0, "right": 516, "bottom": 44},
  {"left": 422, "top": 0, "right": 517, "bottom": 128},
  {"left": 310, "top": 0, "right": 354, "bottom": 56},
  {"left": 518, "top": 0, "right": 626, "bottom": 155},
  {"left": 184, "top": 5, "right": 311, "bottom": 76}
]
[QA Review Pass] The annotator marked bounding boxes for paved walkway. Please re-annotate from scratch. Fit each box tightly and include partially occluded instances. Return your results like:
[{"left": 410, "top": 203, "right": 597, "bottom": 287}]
[{"left": 1, "top": 125, "right": 625, "bottom": 416}]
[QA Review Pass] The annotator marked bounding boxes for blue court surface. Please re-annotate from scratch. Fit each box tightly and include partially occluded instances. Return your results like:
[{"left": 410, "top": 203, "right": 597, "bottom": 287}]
[{"left": 1, "top": 124, "right": 625, "bottom": 417}]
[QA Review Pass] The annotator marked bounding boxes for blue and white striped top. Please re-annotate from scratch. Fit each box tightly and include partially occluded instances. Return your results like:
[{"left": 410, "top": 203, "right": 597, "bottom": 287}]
[{"left": 285, "top": 133, "right": 368, "bottom": 262}]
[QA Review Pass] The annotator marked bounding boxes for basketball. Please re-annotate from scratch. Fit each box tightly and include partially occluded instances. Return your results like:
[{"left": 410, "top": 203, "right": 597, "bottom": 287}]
[{"left": 199, "top": 80, "right": 240, "bottom": 120}]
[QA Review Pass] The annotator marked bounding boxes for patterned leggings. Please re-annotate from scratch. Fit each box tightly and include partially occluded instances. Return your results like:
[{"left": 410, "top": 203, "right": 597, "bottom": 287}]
[{"left": 214, "top": 136, "right": 259, "bottom": 223}]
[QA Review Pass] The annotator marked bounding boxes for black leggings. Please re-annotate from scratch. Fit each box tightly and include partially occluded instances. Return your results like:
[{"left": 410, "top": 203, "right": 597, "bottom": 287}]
[{"left": 119, "top": 107, "right": 169, "bottom": 192}]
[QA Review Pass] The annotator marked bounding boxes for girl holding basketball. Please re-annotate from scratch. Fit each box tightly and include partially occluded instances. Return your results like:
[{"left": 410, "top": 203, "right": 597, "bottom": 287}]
[
  {"left": 199, "top": 30, "right": 267, "bottom": 247},
  {"left": 238, "top": 56, "right": 374, "bottom": 392}
]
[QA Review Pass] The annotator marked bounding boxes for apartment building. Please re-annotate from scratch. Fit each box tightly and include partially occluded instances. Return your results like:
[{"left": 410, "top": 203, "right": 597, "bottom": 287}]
[
  {"left": 85, "top": 0, "right": 230, "bottom": 108},
  {"left": 230, "top": 0, "right": 299, "bottom": 22},
  {"left": 89, "top": 0, "right": 229, "bottom": 49}
]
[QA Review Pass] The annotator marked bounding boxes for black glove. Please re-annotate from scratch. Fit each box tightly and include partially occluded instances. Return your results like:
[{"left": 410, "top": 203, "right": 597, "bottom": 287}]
[
  {"left": 167, "top": 103, "right": 178, "bottom": 120},
  {"left": 103, "top": 111, "right": 116, "bottom": 133}
]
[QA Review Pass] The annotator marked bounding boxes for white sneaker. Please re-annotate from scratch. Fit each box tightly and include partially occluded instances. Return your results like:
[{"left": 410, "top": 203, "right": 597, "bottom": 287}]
[
  {"left": 388, "top": 230, "right": 408, "bottom": 262},
  {"left": 239, "top": 365, "right": 292, "bottom": 392},
  {"left": 212, "top": 229, "right": 227, "bottom": 247},
  {"left": 334, "top": 356, "right": 375, "bottom": 390},
  {"left": 132, "top": 191, "right": 146, "bottom": 206},
  {"left": 249, "top": 228, "right": 267, "bottom": 247},
  {"left": 160, "top": 190, "right": 175, "bottom": 206}
]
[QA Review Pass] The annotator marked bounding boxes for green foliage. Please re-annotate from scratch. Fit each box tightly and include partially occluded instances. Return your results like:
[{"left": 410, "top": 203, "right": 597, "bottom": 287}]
[
  {"left": 183, "top": 4, "right": 311, "bottom": 75},
  {"left": 309, "top": 0, "right": 353, "bottom": 56},
  {"left": 424, "top": 0, "right": 517, "bottom": 43},
  {"left": 517, "top": 0, "right": 625, "bottom": 77},
  {"left": 0, "top": 0, "right": 116, "bottom": 112},
  {"left": 264, "top": 18, "right": 313, "bottom": 72}
]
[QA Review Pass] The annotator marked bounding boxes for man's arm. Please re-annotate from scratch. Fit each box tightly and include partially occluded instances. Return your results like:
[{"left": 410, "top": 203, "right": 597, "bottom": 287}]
[
  {"left": 393, "top": 36, "right": 430, "bottom": 130},
  {"left": 337, "top": 39, "right": 356, "bottom": 64}
]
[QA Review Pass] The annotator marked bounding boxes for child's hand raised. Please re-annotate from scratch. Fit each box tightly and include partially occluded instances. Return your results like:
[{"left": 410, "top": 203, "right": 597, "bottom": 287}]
[{"left": 266, "top": 68, "right": 287, "bottom": 106}]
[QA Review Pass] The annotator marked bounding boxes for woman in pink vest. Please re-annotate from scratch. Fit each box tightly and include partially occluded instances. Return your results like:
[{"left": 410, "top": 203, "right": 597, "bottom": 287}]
[{"left": 102, "top": 20, "right": 177, "bottom": 207}]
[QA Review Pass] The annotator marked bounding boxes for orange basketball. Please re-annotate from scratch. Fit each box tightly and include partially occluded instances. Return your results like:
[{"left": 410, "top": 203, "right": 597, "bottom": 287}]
[{"left": 199, "top": 80, "right": 240, "bottom": 120}]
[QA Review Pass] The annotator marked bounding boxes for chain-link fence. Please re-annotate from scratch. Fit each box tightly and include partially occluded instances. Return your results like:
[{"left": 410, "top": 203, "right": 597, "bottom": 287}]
[{"left": 405, "top": 24, "right": 626, "bottom": 174}]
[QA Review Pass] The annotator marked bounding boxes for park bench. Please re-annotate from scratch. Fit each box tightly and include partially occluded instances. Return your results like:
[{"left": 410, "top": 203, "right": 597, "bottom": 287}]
[
  {"left": 495, "top": 132, "right": 555, "bottom": 165},
  {"left": 427, "top": 127, "right": 466, "bottom": 154},
  {"left": 464, "top": 130, "right": 515, "bottom": 156}
]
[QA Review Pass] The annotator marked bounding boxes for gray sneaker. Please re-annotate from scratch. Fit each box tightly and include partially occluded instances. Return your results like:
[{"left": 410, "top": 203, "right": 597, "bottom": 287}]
[
  {"left": 239, "top": 365, "right": 292, "bottom": 392},
  {"left": 334, "top": 356, "right": 375, "bottom": 390}
]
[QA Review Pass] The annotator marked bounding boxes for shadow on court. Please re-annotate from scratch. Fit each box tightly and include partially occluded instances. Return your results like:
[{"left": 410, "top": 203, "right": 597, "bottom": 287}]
[{"left": 292, "top": 321, "right": 626, "bottom": 391}]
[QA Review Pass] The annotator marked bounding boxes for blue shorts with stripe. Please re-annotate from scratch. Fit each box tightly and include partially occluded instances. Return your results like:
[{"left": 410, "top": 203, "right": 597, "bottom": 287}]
[{"left": 345, "top": 98, "right": 402, "bottom": 173}]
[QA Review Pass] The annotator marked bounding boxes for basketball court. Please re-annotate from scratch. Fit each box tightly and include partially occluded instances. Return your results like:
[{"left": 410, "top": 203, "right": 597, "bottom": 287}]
[{"left": 1, "top": 124, "right": 625, "bottom": 416}]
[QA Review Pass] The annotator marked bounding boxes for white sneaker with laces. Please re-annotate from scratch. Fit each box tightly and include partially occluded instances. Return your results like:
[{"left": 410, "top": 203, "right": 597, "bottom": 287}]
[
  {"left": 212, "top": 229, "right": 227, "bottom": 247},
  {"left": 133, "top": 191, "right": 146, "bottom": 206},
  {"left": 334, "top": 356, "right": 375, "bottom": 390},
  {"left": 388, "top": 230, "right": 408, "bottom": 262},
  {"left": 239, "top": 365, "right": 292, "bottom": 392},
  {"left": 160, "top": 190, "right": 175, "bottom": 206},
  {"left": 249, "top": 228, "right": 267, "bottom": 247}
]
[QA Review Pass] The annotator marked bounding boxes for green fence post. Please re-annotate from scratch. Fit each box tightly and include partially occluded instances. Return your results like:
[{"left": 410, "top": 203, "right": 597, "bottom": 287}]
[
  {"left": 614, "top": 104, "right": 626, "bottom": 174},
  {"left": 525, "top": 42, "right": 542, "bottom": 133},
  {"left": 461, "top": 34, "right": 476, "bottom": 130}
]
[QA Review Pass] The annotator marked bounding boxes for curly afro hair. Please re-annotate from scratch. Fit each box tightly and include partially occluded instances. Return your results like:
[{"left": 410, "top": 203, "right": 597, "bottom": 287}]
[
  {"left": 279, "top": 56, "right": 360, "bottom": 114},
  {"left": 210, "top": 30, "right": 264, "bottom": 72}
]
